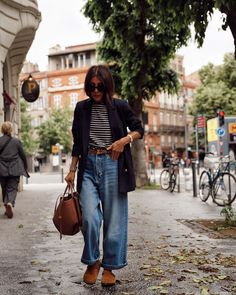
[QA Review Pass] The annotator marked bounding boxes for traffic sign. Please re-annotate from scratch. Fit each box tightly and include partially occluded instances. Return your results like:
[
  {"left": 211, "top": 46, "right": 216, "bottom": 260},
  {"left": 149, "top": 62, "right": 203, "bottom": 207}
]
[
  {"left": 51, "top": 145, "right": 59, "bottom": 154},
  {"left": 217, "top": 128, "right": 225, "bottom": 137}
]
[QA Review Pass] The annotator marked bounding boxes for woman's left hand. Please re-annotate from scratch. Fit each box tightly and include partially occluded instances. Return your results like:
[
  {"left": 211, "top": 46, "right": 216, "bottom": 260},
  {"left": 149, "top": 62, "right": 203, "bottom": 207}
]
[{"left": 107, "top": 139, "right": 126, "bottom": 160}]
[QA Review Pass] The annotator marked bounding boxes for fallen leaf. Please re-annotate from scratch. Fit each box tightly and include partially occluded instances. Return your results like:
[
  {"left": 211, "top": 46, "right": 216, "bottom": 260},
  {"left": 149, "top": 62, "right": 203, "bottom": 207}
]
[
  {"left": 200, "top": 285, "right": 209, "bottom": 295},
  {"left": 38, "top": 268, "right": 50, "bottom": 272}
]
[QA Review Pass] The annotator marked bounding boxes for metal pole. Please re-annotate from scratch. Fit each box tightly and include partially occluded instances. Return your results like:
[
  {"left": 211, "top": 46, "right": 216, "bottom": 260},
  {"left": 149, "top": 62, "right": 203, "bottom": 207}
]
[
  {"left": 192, "top": 161, "right": 197, "bottom": 197},
  {"left": 61, "top": 167, "right": 64, "bottom": 183},
  {"left": 204, "top": 126, "right": 207, "bottom": 153},
  {"left": 195, "top": 126, "right": 199, "bottom": 175},
  {"left": 184, "top": 94, "right": 188, "bottom": 167},
  {"left": 177, "top": 167, "right": 180, "bottom": 193}
]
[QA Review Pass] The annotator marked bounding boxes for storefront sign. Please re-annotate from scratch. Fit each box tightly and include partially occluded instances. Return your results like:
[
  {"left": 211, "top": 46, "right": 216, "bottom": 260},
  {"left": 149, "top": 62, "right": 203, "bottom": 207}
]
[{"left": 21, "top": 75, "right": 39, "bottom": 102}]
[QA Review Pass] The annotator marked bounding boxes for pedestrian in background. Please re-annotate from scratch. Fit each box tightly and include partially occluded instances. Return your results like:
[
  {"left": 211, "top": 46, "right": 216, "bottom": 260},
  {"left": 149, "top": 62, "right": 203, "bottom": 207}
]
[
  {"left": 34, "top": 158, "right": 40, "bottom": 172},
  {"left": 0, "top": 121, "right": 29, "bottom": 218},
  {"left": 65, "top": 65, "right": 144, "bottom": 287}
]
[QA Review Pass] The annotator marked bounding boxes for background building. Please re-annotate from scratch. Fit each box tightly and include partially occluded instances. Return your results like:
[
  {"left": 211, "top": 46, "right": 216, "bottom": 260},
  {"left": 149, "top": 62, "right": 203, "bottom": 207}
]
[
  {"left": 0, "top": 0, "right": 41, "bottom": 133},
  {"left": 0, "top": 0, "right": 41, "bottom": 196}
]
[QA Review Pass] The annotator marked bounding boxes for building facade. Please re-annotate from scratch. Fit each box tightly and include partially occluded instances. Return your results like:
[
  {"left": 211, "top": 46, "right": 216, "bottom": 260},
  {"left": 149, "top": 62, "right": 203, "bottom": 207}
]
[{"left": 0, "top": 0, "right": 41, "bottom": 134}]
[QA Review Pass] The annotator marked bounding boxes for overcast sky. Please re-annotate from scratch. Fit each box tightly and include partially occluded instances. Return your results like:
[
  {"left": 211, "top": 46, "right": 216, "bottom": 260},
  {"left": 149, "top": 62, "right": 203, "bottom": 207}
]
[{"left": 26, "top": 0, "right": 234, "bottom": 75}]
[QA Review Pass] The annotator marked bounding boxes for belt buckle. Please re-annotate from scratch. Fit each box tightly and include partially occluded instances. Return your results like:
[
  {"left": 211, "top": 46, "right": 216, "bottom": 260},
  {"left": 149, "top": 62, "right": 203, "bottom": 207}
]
[
  {"left": 97, "top": 149, "right": 106, "bottom": 155},
  {"left": 96, "top": 149, "right": 102, "bottom": 155}
]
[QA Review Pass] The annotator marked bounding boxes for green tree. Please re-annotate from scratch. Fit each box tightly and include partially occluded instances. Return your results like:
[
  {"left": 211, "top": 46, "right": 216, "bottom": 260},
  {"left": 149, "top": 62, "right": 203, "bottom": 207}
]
[
  {"left": 20, "top": 101, "right": 38, "bottom": 155},
  {"left": 38, "top": 108, "right": 72, "bottom": 155},
  {"left": 190, "top": 53, "right": 236, "bottom": 146},
  {"left": 154, "top": 1, "right": 236, "bottom": 58},
  {"left": 190, "top": 53, "right": 236, "bottom": 119}
]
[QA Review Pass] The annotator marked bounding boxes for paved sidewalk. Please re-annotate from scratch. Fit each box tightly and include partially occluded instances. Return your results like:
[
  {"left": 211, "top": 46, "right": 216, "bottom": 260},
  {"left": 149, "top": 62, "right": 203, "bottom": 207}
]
[{"left": 0, "top": 178, "right": 235, "bottom": 294}]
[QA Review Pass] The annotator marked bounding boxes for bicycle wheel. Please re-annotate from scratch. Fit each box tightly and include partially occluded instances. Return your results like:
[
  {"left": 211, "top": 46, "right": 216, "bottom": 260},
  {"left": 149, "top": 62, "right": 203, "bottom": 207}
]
[
  {"left": 199, "top": 170, "right": 211, "bottom": 202},
  {"left": 160, "top": 169, "right": 170, "bottom": 190},
  {"left": 212, "top": 172, "right": 236, "bottom": 206},
  {"left": 169, "top": 173, "right": 176, "bottom": 192}
]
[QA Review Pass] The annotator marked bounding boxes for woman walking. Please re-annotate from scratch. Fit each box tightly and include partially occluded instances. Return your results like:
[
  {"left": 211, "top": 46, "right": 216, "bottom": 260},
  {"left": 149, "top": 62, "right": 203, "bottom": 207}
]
[
  {"left": 0, "top": 121, "right": 29, "bottom": 218},
  {"left": 65, "top": 65, "right": 143, "bottom": 286}
]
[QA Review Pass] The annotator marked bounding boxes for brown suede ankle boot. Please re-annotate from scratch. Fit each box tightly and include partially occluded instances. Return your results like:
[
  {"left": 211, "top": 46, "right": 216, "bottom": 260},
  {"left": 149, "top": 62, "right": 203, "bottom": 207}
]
[
  {"left": 83, "top": 260, "right": 101, "bottom": 284},
  {"left": 101, "top": 269, "right": 116, "bottom": 287}
]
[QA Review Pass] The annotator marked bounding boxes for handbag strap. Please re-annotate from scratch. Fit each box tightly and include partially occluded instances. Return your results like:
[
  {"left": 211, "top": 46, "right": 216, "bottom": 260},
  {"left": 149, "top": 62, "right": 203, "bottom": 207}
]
[{"left": 0, "top": 137, "right": 12, "bottom": 154}]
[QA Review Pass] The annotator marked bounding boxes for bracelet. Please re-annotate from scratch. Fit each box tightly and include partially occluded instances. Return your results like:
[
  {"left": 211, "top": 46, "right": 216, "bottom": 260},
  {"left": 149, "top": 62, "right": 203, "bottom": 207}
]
[{"left": 127, "top": 134, "right": 133, "bottom": 143}]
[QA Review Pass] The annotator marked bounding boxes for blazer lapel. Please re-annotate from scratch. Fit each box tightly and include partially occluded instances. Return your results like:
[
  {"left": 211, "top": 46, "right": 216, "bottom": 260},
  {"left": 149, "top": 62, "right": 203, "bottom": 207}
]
[{"left": 82, "top": 99, "right": 92, "bottom": 152}]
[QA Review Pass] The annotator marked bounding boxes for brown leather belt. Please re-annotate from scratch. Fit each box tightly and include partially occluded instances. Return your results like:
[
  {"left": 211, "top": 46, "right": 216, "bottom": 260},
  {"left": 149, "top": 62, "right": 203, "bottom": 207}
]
[{"left": 88, "top": 148, "right": 111, "bottom": 155}]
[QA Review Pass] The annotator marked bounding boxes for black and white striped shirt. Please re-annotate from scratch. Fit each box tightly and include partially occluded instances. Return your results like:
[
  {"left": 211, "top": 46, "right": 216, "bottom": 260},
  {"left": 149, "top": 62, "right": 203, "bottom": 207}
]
[{"left": 89, "top": 103, "right": 112, "bottom": 148}]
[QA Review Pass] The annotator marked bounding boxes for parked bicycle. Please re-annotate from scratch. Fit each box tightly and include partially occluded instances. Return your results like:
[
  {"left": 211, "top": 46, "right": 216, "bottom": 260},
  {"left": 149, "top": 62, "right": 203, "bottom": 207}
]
[
  {"left": 160, "top": 157, "right": 180, "bottom": 192},
  {"left": 199, "top": 154, "right": 236, "bottom": 206}
]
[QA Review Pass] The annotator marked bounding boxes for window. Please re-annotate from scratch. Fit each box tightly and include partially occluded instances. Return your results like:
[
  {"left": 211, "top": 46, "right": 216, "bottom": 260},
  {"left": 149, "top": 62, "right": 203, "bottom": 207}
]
[
  {"left": 79, "top": 54, "right": 85, "bottom": 67},
  {"left": 85, "top": 52, "right": 91, "bottom": 66},
  {"left": 54, "top": 95, "right": 61, "bottom": 109},
  {"left": 166, "top": 113, "right": 170, "bottom": 125},
  {"left": 160, "top": 112, "right": 163, "bottom": 124},
  {"left": 173, "top": 94, "right": 178, "bottom": 108},
  {"left": 173, "top": 114, "right": 177, "bottom": 126},
  {"left": 52, "top": 78, "right": 62, "bottom": 87},
  {"left": 159, "top": 92, "right": 165, "bottom": 105},
  {"left": 68, "top": 76, "right": 78, "bottom": 86},
  {"left": 161, "top": 135, "right": 165, "bottom": 144},
  {"left": 153, "top": 112, "right": 157, "bottom": 127},
  {"left": 70, "top": 93, "right": 78, "bottom": 108},
  {"left": 168, "top": 135, "right": 171, "bottom": 143}
]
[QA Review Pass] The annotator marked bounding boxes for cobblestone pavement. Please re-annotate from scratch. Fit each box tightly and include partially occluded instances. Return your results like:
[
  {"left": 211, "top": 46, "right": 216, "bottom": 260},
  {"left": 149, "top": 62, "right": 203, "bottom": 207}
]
[{"left": 0, "top": 174, "right": 236, "bottom": 295}]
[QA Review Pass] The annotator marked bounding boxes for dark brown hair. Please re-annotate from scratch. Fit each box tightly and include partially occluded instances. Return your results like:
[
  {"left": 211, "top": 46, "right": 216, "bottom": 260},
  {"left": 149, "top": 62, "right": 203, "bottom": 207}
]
[{"left": 84, "top": 65, "right": 115, "bottom": 105}]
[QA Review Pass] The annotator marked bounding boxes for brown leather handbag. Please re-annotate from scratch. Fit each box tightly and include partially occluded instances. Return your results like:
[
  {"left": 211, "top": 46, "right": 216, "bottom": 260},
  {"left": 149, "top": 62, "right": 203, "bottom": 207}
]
[{"left": 53, "top": 185, "right": 82, "bottom": 239}]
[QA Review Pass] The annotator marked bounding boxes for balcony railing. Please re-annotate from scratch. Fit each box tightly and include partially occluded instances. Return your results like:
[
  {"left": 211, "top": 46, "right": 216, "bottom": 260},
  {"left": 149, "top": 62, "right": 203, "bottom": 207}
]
[{"left": 147, "top": 124, "right": 185, "bottom": 134}]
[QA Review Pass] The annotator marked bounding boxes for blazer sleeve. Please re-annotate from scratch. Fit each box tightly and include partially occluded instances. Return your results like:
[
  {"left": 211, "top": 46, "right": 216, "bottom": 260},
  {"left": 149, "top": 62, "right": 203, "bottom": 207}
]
[
  {"left": 18, "top": 141, "right": 28, "bottom": 170},
  {"left": 118, "top": 100, "right": 144, "bottom": 138}
]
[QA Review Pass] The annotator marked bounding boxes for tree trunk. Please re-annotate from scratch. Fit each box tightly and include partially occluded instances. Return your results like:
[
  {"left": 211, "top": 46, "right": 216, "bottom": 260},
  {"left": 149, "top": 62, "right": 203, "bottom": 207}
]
[
  {"left": 132, "top": 131, "right": 148, "bottom": 187},
  {"left": 129, "top": 98, "right": 149, "bottom": 187}
]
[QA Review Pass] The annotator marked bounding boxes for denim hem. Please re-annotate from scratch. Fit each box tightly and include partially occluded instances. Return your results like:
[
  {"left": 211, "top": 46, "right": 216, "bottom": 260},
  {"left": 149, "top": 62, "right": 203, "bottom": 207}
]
[
  {"left": 81, "top": 258, "right": 100, "bottom": 266},
  {"left": 101, "top": 262, "right": 128, "bottom": 270}
]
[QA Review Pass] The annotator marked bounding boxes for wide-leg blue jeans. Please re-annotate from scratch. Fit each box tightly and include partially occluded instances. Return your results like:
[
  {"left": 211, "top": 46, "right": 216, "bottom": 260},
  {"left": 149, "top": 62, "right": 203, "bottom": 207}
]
[{"left": 79, "top": 154, "right": 128, "bottom": 270}]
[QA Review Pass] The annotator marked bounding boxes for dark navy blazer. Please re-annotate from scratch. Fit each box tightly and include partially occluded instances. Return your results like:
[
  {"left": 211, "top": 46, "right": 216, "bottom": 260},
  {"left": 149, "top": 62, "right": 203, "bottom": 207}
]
[{"left": 71, "top": 98, "right": 144, "bottom": 194}]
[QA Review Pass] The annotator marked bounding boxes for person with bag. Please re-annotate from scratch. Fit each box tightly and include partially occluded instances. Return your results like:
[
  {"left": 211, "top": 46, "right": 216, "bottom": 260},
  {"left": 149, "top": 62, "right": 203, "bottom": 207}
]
[
  {"left": 0, "top": 121, "right": 29, "bottom": 218},
  {"left": 65, "top": 65, "right": 144, "bottom": 287}
]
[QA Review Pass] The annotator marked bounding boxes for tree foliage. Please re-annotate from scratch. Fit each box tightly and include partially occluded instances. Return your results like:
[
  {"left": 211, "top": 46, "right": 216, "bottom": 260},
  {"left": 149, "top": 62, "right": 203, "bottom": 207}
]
[
  {"left": 155, "top": 1, "right": 236, "bottom": 58},
  {"left": 190, "top": 53, "right": 236, "bottom": 119},
  {"left": 38, "top": 108, "right": 72, "bottom": 155},
  {"left": 20, "top": 101, "right": 38, "bottom": 156},
  {"left": 84, "top": 1, "right": 236, "bottom": 114},
  {"left": 84, "top": 0, "right": 192, "bottom": 114}
]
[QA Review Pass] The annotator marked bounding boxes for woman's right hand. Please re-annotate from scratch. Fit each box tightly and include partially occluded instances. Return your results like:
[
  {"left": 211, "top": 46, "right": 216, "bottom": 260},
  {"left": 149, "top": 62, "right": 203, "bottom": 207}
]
[{"left": 65, "top": 171, "right": 75, "bottom": 187}]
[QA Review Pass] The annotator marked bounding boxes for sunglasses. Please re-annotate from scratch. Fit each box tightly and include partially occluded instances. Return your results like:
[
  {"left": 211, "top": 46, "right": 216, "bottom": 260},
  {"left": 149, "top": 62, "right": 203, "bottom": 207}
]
[{"left": 88, "top": 83, "right": 105, "bottom": 92}]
